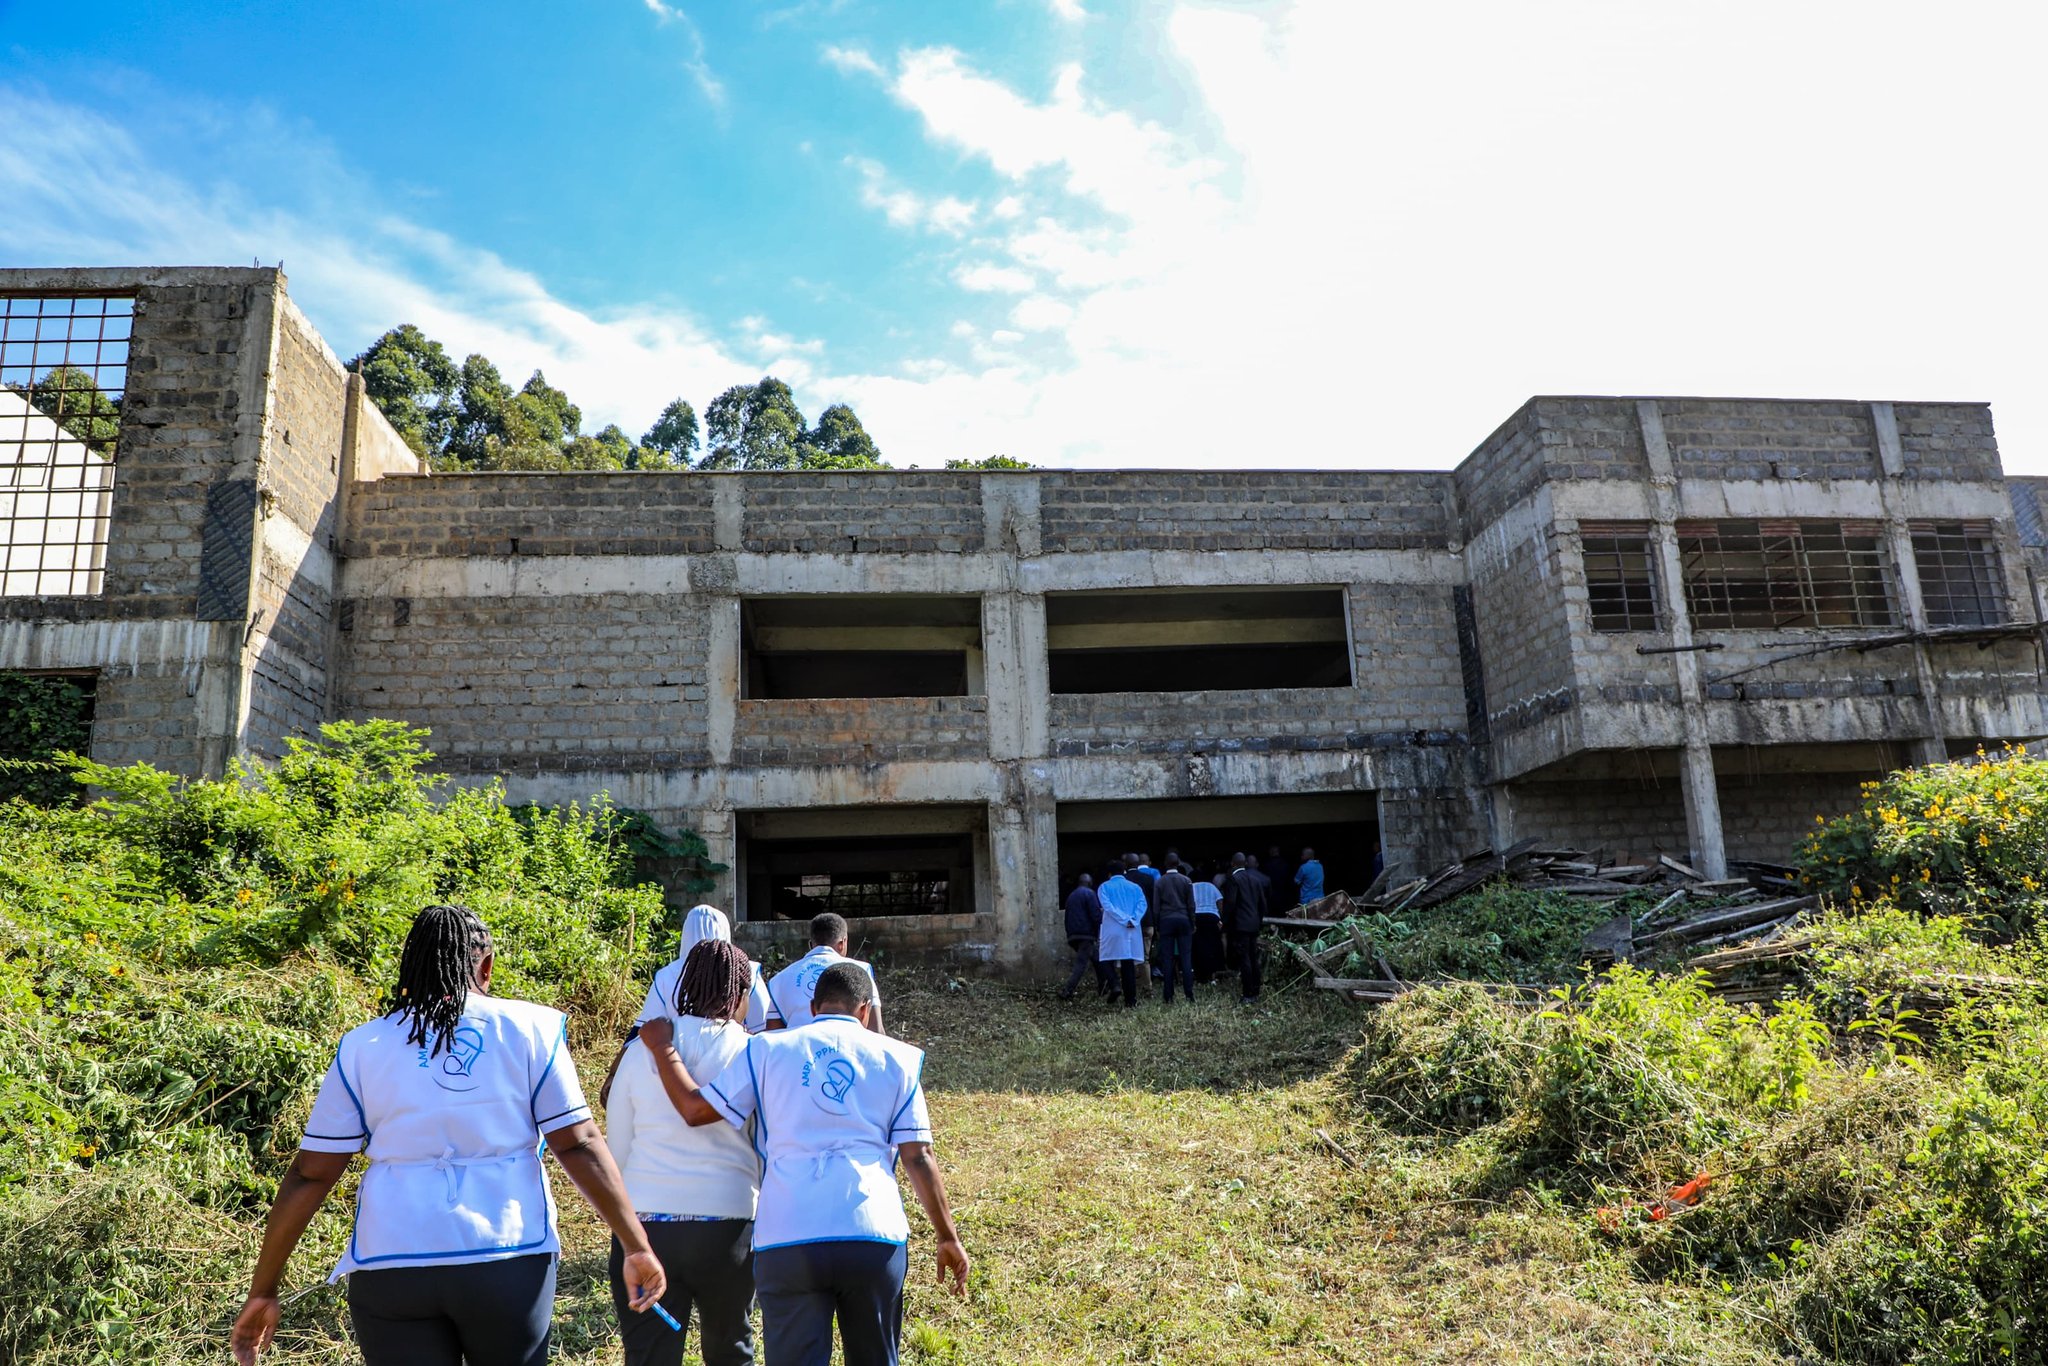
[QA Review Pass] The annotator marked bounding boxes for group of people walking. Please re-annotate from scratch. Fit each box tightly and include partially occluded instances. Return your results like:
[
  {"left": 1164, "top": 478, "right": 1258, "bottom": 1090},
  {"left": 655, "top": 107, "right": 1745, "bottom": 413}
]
[
  {"left": 1058, "top": 847, "right": 1324, "bottom": 1007},
  {"left": 230, "top": 904, "right": 968, "bottom": 1366}
]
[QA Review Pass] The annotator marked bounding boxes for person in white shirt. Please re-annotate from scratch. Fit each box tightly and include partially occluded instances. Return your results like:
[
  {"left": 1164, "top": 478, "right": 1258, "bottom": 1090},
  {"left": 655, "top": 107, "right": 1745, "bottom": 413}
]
[
  {"left": 640, "top": 964, "right": 968, "bottom": 1366},
  {"left": 603, "top": 903, "right": 777, "bottom": 1107},
  {"left": 1094, "top": 862, "right": 1148, "bottom": 1008},
  {"left": 1192, "top": 872, "right": 1226, "bottom": 984},
  {"left": 607, "top": 939, "right": 763, "bottom": 1366},
  {"left": 229, "top": 905, "right": 664, "bottom": 1366},
  {"left": 765, "top": 912, "right": 885, "bottom": 1033}
]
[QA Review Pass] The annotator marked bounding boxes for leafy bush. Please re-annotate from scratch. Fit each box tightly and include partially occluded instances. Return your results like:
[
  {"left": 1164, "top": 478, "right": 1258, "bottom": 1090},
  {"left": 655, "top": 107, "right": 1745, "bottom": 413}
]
[
  {"left": 0, "top": 720, "right": 696, "bottom": 1363},
  {"left": 1799, "top": 746, "right": 2048, "bottom": 934},
  {"left": 1525, "top": 966, "right": 1828, "bottom": 1176},
  {"left": 0, "top": 672, "right": 94, "bottom": 804},
  {"left": 1353, "top": 982, "right": 1534, "bottom": 1132},
  {"left": 1312, "top": 883, "right": 1633, "bottom": 984}
]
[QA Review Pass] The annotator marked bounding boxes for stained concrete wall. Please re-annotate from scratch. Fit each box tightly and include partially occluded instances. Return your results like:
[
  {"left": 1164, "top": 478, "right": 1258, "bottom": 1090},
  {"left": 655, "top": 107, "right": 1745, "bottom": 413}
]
[{"left": 9, "top": 266, "right": 2046, "bottom": 971}]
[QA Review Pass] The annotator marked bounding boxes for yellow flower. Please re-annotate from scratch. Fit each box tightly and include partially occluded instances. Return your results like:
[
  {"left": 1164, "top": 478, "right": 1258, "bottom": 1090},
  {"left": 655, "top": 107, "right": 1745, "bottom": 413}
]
[
  {"left": 1978, "top": 832, "right": 1992, "bottom": 848},
  {"left": 83, "top": 932, "right": 97, "bottom": 945},
  {"left": 1890, "top": 873, "right": 1901, "bottom": 885},
  {"left": 1920, "top": 867, "right": 1932, "bottom": 882},
  {"left": 112, "top": 965, "right": 125, "bottom": 976},
  {"left": 1851, "top": 885, "right": 1864, "bottom": 898},
  {"left": 315, "top": 882, "right": 330, "bottom": 895},
  {"left": 2024, "top": 875, "right": 2039, "bottom": 891},
  {"left": 237, "top": 888, "right": 253, "bottom": 903},
  {"left": 1925, "top": 805, "right": 1941, "bottom": 818}
]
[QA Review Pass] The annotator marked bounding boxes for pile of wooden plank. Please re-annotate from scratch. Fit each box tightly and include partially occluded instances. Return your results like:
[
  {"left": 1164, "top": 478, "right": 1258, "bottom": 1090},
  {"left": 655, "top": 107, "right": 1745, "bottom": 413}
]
[{"left": 1284, "top": 837, "right": 1799, "bottom": 926}]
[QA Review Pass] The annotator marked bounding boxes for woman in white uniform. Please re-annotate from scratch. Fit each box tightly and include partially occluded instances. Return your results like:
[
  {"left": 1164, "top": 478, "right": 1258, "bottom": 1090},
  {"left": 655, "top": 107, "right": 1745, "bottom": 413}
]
[
  {"left": 606, "top": 939, "right": 762, "bottom": 1366},
  {"left": 603, "top": 905, "right": 775, "bottom": 1108},
  {"left": 229, "top": 904, "right": 666, "bottom": 1365}
]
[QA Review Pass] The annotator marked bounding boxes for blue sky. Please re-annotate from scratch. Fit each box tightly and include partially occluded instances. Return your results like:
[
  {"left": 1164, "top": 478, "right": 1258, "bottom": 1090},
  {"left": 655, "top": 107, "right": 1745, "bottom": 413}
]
[{"left": 3, "top": 1, "right": 2045, "bottom": 469}]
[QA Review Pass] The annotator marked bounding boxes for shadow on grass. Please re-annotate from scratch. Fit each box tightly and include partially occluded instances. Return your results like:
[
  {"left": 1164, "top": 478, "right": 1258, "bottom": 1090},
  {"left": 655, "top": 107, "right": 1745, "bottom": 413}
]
[{"left": 880, "top": 970, "right": 1361, "bottom": 1096}]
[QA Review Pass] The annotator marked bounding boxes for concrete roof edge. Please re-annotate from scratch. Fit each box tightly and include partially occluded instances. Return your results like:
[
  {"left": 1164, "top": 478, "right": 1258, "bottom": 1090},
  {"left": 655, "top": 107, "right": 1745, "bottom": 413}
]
[{"left": 0, "top": 265, "right": 283, "bottom": 292}]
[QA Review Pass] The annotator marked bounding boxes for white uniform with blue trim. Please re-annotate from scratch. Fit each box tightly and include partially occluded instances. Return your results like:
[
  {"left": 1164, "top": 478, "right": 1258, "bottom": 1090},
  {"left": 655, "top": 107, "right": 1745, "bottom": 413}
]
[
  {"left": 701, "top": 1013, "right": 932, "bottom": 1252},
  {"left": 765, "top": 947, "right": 881, "bottom": 1031},
  {"left": 639, "top": 960, "right": 776, "bottom": 1034},
  {"left": 299, "top": 993, "right": 591, "bottom": 1281}
]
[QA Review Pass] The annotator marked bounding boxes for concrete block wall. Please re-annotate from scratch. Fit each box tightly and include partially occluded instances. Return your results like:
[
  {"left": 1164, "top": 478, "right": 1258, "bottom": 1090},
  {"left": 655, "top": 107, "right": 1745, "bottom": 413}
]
[
  {"left": 342, "top": 473, "right": 718, "bottom": 558},
  {"left": 1037, "top": 471, "right": 1455, "bottom": 552},
  {"left": 1719, "top": 770, "right": 1870, "bottom": 864},
  {"left": 1502, "top": 777, "right": 1693, "bottom": 859},
  {"left": 733, "top": 696, "right": 990, "bottom": 766},
  {"left": 336, "top": 592, "right": 713, "bottom": 769},
  {"left": 1659, "top": 399, "right": 1880, "bottom": 482},
  {"left": 734, "top": 912, "right": 998, "bottom": 970},
  {"left": 741, "top": 472, "right": 983, "bottom": 554},
  {"left": 1464, "top": 512, "right": 1576, "bottom": 739},
  {"left": 1895, "top": 403, "right": 2003, "bottom": 484}
]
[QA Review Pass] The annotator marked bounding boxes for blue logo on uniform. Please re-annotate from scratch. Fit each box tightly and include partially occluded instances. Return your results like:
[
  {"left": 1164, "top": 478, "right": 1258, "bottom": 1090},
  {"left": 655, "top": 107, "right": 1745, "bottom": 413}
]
[
  {"left": 821, "top": 1058, "right": 856, "bottom": 1102},
  {"left": 799, "top": 963, "right": 826, "bottom": 996},
  {"left": 433, "top": 1024, "right": 486, "bottom": 1092}
]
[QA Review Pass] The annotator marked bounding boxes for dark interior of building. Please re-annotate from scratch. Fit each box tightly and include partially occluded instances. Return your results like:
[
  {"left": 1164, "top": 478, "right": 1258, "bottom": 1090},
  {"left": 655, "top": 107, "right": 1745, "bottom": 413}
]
[
  {"left": 742, "top": 594, "right": 983, "bottom": 699},
  {"left": 1046, "top": 586, "right": 1352, "bottom": 694},
  {"left": 1054, "top": 793, "right": 1381, "bottom": 911},
  {"left": 742, "top": 831, "right": 976, "bottom": 921}
]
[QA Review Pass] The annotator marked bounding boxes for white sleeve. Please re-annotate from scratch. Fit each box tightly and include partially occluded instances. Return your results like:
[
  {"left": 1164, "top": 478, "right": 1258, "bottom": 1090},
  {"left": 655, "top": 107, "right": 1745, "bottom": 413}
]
[
  {"left": 299, "top": 1044, "right": 368, "bottom": 1154},
  {"left": 530, "top": 1016, "right": 594, "bottom": 1135},
  {"left": 746, "top": 972, "right": 776, "bottom": 1032},
  {"left": 606, "top": 1045, "right": 638, "bottom": 1174},
  {"left": 635, "top": 967, "right": 672, "bottom": 1026},
  {"left": 889, "top": 1060, "right": 933, "bottom": 1146},
  {"left": 703, "top": 1037, "right": 760, "bottom": 1132}
]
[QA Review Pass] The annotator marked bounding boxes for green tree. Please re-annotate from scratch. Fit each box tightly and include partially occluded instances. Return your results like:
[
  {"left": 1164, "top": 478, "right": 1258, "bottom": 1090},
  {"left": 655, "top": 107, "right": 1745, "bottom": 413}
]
[
  {"left": 806, "top": 403, "right": 885, "bottom": 468},
  {"left": 24, "top": 366, "right": 122, "bottom": 457},
  {"left": 349, "top": 325, "right": 457, "bottom": 457},
  {"left": 699, "top": 377, "right": 808, "bottom": 470},
  {"left": 945, "top": 454, "right": 1033, "bottom": 470},
  {"left": 640, "top": 398, "right": 700, "bottom": 469},
  {"left": 513, "top": 370, "right": 581, "bottom": 446},
  {"left": 443, "top": 353, "right": 516, "bottom": 467}
]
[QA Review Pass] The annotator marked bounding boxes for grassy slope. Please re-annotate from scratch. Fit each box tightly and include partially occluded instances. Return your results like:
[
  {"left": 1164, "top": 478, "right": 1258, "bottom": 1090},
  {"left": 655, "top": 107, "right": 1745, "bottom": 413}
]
[
  {"left": 209, "top": 973, "right": 1770, "bottom": 1364},
  {"left": 554, "top": 975, "right": 1763, "bottom": 1365}
]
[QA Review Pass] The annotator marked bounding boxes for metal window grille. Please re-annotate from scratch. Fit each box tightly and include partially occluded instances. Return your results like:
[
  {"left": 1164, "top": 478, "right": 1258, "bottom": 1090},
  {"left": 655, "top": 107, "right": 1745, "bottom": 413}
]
[
  {"left": 1, "top": 295, "right": 131, "bottom": 596},
  {"left": 1580, "top": 521, "right": 1659, "bottom": 632},
  {"left": 1678, "top": 519, "right": 1895, "bottom": 629},
  {"left": 796, "top": 870, "right": 950, "bottom": 918},
  {"left": 1911, "top": 521, "right": 2005, "bottom": 627}
]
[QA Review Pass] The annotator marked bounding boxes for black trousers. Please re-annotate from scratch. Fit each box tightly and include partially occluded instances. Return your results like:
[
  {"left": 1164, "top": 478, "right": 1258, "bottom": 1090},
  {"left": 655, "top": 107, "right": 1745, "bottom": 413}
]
[
  {"left": 1228, "top": 931, "right": 1263, "bottom": 1000},
  {"left": 1156, "top": 920, "right": 1195, "bottom": 1002},
  {"left": 755, "top": 1239, "right": 907, "bottom": 1366},
  {"left": 1104, "top": 958, "right": 1139, "bottom": 1006},
  {"left": 1193, "top": 917, "right": 1225, "bottom": 982},
  {"left": 1060, "top": 935, "right": 1098, "bottom": 997},
  {"left": 348, "top": 1251, "right": 554, "bottom": 1366},
  {"left": 609, "top": 1219, "right": 756, "bottom": 1366}
]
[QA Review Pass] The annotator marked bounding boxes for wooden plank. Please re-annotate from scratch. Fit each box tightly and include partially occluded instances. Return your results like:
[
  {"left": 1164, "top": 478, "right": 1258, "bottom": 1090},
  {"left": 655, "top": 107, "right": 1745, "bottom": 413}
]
[{"left": 1660, "top": 854, "right": 1704, "bottom": 880}]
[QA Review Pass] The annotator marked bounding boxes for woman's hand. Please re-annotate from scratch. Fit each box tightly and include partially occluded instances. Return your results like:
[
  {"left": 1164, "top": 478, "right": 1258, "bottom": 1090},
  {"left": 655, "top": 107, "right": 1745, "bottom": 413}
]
[
  {"left": 620, "top": 1247, "right": 667, "bottom": 1313},
  {"left": 935, "top": 1236, "right": 971, "bottom": 1296},
  {"left": 229, "top": 1293, "right": 279, "bottom": 1364},
  {"left": 640, "top": 1016, "right": 674, "bottom": 1057}
]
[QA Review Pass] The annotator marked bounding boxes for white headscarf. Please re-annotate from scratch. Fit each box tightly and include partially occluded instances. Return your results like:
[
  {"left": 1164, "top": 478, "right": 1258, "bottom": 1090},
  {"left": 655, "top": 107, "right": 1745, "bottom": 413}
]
[{"left": 676, "top": 904, "right": 731, "bottom": 963}]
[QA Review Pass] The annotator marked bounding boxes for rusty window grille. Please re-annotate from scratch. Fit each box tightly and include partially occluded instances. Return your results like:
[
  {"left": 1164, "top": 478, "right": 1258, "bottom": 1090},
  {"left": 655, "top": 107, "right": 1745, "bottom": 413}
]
[
  {"left": 1678, "top": 519, "right": 1896, "bottom": 630},
  {"left": 1, "top": 295, "right": 131, "bottom": 596},
  {"left": 1580, "top": 521, "right": 1659, "bottom": 632},
  {"left": 796, "top": 870, "right": 951, "bottom": 918},
  {"left": 1911, "top": 521, "right": 2005, "bottom": 627}
]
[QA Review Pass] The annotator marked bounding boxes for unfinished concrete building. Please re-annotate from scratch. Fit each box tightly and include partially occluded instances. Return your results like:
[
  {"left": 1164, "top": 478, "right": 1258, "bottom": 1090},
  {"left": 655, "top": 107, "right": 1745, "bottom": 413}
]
[{"left": 5, "top": 266, "right": 2045, "bottom": 970}]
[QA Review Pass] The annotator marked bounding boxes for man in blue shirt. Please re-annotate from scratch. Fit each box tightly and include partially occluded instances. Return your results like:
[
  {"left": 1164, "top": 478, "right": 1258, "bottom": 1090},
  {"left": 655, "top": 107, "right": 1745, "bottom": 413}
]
[
  {"left": 1294, "top": 847, "right": 1325, "bottom": 908},
  {"left": 1056, "top": 873, "right": 1101, "bottom": 1002}
]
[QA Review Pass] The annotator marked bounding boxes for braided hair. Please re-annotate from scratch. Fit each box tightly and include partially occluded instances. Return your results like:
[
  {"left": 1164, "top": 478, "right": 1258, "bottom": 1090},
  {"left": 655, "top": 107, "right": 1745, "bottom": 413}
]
[
  {"left": 387, "top": 904, "right": 493, "bottom": 1056},
  {"left": 673, "top": 940, "right": 753, "bottom": 1022}
]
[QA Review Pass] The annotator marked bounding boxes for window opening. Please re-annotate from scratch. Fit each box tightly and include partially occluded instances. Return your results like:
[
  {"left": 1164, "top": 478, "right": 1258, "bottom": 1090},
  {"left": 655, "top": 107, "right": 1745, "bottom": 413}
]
[
  {"left": 742, "top": 595, "right": 982, "bottom": 700},
  {"left": 1911, "top": 521, "right": 2005, "bottom": 628},
  {"left": 1047, "top": 587, "right": 1352, "bottom": 694},
  {"left": 1, "top": 295, "right": 130, "bottom": 596},
  {"left": 1678, "top": 520, "right": 1895, "bottom": 629},
  {"left": 1580, "top": 522, "right": 1658, "bottom": 632}
]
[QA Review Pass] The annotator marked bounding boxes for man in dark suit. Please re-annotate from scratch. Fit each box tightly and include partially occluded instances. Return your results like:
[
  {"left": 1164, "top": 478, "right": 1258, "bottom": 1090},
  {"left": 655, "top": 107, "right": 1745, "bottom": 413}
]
[{"left": 1220, "top": 852, "right": 1269, "bottom": 1004}]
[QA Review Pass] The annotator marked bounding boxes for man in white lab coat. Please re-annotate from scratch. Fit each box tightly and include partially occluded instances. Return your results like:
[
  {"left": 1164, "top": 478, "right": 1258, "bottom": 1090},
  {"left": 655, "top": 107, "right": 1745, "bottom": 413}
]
[{"left": 1094, "top": 860, "right": 1148, "bottom": 1008}]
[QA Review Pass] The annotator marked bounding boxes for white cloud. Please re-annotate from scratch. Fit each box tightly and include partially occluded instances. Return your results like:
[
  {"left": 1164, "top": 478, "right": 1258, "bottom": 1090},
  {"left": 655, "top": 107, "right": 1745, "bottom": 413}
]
[
  {"left": 821, "top": 44, "right": 883, "bottom": 79},
  {"left": 847, "top": 156, "right": 977, "bottom": 235},
  {"left": 1009, "top": 296, "right": 1075, "bottom": 331},
  {"left": 638, "top": 0, "right": 725, "bottom": 110},
  {"left": 1046, "top": 0, "right": 1088, "bottom": 20},
  {"left": 953, "top": 263, "right": 1037, "bottom": 294}
]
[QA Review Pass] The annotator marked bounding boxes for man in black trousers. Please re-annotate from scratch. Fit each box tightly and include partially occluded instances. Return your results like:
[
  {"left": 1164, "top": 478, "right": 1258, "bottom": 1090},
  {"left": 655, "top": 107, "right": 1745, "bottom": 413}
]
[
  {"left": 1220, "top": 851, "right": 1269, "bottom": 1004},
  {"left": 1152, "top": 862, "right": 1197, "bottom": 1004},
  {"left": 1057, "top": 873, "right": 1101, "bottom": 1002}
]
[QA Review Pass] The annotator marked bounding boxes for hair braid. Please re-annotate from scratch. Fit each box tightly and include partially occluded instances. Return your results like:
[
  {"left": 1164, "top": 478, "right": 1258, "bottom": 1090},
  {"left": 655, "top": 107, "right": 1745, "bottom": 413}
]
[
  {"left": 674, "top": 940, "right": 753, "bottom": 1022},
  {"left": 387, "top": 904, "right": 493, "bottom": 1055}
]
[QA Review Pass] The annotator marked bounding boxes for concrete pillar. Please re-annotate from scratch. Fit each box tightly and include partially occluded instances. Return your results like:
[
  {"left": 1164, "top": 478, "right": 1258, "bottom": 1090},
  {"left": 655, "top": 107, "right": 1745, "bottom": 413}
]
[
  {"left": 1872, "top": 402, "right": 1948, "bottom": 765},
  {"left": 1638, "top": 400, "right": 1727, "bottom": 877},
  {"left": 705, "top": 596, "right": 739, "bottom": 766},
  {"left": 989, "top": 779, "right": 1061, "bottom": 971}
]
